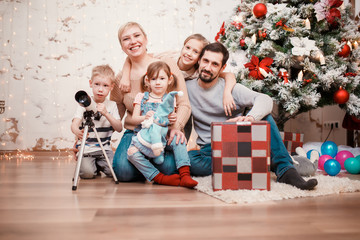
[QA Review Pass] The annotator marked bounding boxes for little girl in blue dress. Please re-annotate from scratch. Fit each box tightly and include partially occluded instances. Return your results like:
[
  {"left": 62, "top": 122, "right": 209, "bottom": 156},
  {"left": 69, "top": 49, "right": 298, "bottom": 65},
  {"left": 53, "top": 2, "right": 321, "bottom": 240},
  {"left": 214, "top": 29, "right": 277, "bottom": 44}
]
[{"left": 127, "top": 61, "right": 197, "bottom": 188}]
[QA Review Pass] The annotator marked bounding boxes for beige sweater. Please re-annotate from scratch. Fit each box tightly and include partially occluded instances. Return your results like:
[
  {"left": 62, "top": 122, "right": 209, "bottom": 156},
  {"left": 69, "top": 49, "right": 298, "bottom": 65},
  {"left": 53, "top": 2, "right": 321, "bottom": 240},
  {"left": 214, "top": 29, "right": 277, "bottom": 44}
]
[{"left": 110, "top": 56, "right": 191, "bottom": 132}]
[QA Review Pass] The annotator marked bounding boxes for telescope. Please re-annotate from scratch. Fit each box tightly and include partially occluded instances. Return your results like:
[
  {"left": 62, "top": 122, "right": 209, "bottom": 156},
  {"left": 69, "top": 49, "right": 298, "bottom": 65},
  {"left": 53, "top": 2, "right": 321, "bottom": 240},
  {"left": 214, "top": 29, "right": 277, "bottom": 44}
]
[
  {"left": 72, "top": 90, "right": 118, "bottom": 190},
  {"left": 75, "top": 90, "right": 101, "bottom": 120}
]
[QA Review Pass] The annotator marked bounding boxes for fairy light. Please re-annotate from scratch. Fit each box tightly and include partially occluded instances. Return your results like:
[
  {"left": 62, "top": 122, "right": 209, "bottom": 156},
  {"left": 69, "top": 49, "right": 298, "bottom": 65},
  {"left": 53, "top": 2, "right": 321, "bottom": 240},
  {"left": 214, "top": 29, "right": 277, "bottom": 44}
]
[
  {"left": 252, "top": 34, "right": 257, "bottom": 44},
  {"left": 319, "top": 54, "right": 325, "bottom": 65},
  {"left": 347, "top": 41, "right": 352, "bottom": 50},
  {"left": 297, "top": 70, "right": 304, "bottom": 82},
  {"left": 0, "top": 151, "right": 35, "bottom": 162},
  {"left": 354, "top": 41, "right": 359, "bottom": 49},
  {"left": 305, "top": 18, "right": 311, "bottom": 30}
]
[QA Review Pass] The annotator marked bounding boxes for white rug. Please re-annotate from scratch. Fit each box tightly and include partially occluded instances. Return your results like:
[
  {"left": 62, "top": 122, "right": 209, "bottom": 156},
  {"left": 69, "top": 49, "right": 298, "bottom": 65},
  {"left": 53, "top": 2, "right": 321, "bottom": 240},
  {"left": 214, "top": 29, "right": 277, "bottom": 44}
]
[{"left": 193, "top": 173, "right": 360, "bottom": 204}]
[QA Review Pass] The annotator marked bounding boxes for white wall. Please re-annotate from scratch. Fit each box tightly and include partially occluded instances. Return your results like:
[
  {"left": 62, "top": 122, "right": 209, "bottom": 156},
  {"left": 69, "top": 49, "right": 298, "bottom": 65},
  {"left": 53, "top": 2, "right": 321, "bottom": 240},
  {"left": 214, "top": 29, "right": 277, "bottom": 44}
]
[
  {"left": 0, "top": 0, "right": 358, "bottom": 151},
  {"left": 0, "top": 0, "right": 238, "bottom": 150},
  {"left": 284, "top": 105, "right": 347, "bottom": 146}
]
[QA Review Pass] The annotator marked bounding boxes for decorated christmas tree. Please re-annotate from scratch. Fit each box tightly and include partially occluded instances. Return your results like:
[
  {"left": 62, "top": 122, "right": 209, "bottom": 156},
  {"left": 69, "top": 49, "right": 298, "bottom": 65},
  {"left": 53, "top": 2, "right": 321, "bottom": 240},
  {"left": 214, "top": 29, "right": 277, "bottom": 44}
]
[{"left": 216, "top": 0, "right": 360, "bottom": 129}]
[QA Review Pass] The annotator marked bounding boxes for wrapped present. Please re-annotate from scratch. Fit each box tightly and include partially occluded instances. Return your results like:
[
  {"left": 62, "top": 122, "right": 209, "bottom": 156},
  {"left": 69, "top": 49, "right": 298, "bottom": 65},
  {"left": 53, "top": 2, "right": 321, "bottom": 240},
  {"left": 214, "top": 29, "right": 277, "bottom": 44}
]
[
  {"left": 280, "top": 132, "right": 304, "bottom": 155},
  {"left": 211, "top": 121, "right": 271, "bottom": 191}
]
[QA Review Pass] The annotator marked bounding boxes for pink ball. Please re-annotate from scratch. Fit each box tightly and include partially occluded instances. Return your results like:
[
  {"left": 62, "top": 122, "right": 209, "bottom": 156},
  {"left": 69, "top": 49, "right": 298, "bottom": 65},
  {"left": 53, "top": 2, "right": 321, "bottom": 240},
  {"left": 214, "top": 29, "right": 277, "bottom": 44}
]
[
  {"left": 335, "top": 150, "right": 355, "bottom": 170},
  {"left": 318, "top": 155, "right": 333, "bottom": 170}
]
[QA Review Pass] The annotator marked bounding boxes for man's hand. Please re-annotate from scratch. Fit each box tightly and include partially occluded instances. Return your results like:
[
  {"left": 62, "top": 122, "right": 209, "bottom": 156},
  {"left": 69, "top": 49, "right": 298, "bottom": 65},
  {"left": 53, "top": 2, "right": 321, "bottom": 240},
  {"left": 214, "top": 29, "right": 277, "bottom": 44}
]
[
  {"left": 226, "top": 115, "right": 255, "bottom": 122},
  {"left": 167, "top": 128, "right": 186, "bottom": 145}
]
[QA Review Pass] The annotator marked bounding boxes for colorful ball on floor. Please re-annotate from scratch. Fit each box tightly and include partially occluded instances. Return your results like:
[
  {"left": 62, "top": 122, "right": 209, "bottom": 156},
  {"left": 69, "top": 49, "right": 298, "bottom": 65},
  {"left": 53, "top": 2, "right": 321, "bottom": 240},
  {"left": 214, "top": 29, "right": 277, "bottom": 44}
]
[
  {"left": 344, "top": 157, "right": 360, "bottom": 174},
  {"left": 324, "top": 159, "right": 341, "bottom": 176},
  {"left": 335, "top": 150, "right": 354, "bottom": 170},
  {"left": 318, "top": 154, "right": 333, "bottom": 170},
  {"left": 321, "top": 141, "right": 338, "bottom": 158}
]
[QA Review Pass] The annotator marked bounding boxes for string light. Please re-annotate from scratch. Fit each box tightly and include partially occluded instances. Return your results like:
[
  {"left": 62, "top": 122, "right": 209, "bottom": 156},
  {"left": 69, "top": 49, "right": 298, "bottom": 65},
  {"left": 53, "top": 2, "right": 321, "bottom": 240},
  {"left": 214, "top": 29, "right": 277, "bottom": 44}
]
[
  {"left": 354, "top": 41, "right": 359, "bottom": 49},
  {"left": 0, "top": 151, "right": 34, "bottom": 161}
]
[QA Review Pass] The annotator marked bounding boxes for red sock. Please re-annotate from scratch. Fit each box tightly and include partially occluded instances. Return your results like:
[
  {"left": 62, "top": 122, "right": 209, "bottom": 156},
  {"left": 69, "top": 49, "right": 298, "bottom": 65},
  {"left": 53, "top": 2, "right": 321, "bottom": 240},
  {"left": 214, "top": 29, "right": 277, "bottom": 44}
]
[
  {"left": 153, "top": 173, "right": 180, "bottom": 186},
  {"left": 179, "top": 166, "right": 198, "bottom": 188}
]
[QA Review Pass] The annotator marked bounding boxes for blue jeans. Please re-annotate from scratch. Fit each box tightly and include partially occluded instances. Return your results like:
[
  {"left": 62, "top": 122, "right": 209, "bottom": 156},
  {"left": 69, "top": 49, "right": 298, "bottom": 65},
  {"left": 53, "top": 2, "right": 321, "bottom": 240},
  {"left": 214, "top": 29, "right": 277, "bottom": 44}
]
[
  {"left": 113, "top": 130, "right": 190, "bottom": 182},
  {"left": 187, "top": 114, "right": 294, "bottom": 178},
  {"left": 79, "top": 150, "right": 114, "bottom": 179}
]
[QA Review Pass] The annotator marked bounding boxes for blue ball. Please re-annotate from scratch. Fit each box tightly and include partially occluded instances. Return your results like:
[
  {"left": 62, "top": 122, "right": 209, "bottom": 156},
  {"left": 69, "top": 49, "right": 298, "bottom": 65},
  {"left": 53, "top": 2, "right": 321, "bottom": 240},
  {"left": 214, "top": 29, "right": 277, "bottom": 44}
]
[
  {"left": 344, "top": 157, "right": 360, "bottom": 174},
  {"left": 324, "top": 159, "right": 341, "bottom": 176},
  {"left": 321, "top": 141, "right": 338, "bottom": 158}
]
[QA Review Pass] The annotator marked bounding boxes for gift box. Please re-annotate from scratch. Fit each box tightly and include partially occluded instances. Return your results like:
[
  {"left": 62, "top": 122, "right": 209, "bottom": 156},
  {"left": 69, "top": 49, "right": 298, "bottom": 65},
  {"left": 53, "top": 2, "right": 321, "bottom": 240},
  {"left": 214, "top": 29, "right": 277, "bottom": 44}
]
[
  {"left": 280, "top": 132, "right": 304, "bottom": 155},
  {"left": 211, "top": 121, "right": 271, "bottom": 191}
]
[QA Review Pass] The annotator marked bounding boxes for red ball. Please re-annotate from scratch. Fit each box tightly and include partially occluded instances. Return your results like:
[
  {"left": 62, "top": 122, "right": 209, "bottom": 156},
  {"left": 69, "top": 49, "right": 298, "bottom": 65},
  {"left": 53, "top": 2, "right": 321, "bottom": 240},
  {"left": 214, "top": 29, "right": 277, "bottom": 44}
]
[
  {"left": 240, "top": 39, "right": 246, "bottom": 47},
  {"left": 338, "top": 44, "right": 351, "bottom": 57},
  {"left": 253, "top": 3, "right": 267, "bottom": 18},
  {"left": 334, "top": 87, "right": 350, "bottom": 104}
]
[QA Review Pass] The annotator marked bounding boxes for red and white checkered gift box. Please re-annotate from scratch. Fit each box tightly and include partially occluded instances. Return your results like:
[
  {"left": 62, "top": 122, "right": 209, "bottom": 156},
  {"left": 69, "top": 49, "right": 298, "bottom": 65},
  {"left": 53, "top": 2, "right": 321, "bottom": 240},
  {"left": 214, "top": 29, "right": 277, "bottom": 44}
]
[
  {"left": 280, "top": 132, "right": 304, "bottom": 155},
  {"left": 211, "top": 121, "right": 271, "bottom": 191}
]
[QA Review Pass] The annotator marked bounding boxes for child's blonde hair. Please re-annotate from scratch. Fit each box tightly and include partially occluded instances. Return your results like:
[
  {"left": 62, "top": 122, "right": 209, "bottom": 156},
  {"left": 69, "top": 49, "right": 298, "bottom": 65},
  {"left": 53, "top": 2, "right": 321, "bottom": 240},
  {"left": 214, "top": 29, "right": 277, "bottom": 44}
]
[
  {"left": 91, "top": 65, "right": 115, "bottom": 83},
  {"left": 118, "top": 22, "right": 147, "bottom": 45},
  {"left": 141, "top": 61, "right": 177, "bottom": 93},
  {"left": 183, "top": 33, "right": 209, "bottom": 47}
]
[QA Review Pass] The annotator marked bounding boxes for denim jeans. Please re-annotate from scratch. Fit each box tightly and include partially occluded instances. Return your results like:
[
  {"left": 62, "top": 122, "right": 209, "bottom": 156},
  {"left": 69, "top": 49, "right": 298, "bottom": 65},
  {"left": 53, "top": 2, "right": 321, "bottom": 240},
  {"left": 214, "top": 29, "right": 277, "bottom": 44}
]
[
  {"left": 187, "top": 114, "right": 294, "bottom": 178},
  {"left": 113, "top": 129, "right": 190, "bottom": 182},
  {"left": 79, "top": 150, "right": 114, "bottom": 179}
]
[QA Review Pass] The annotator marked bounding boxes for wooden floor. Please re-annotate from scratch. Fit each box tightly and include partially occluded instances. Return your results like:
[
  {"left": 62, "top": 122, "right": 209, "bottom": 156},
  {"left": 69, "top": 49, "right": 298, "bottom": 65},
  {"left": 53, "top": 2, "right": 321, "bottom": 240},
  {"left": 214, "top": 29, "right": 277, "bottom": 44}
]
[{"left": 1, "top": 151, "right": 360, "bottom": 240}]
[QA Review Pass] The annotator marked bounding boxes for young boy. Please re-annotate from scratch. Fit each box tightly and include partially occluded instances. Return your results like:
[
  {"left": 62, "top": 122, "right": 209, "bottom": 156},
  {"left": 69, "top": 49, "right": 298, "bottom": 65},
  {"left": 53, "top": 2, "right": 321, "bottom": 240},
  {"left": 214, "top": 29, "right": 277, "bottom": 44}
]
[{"left": 71, "top": 65, "right": 122, "bottom": 179}]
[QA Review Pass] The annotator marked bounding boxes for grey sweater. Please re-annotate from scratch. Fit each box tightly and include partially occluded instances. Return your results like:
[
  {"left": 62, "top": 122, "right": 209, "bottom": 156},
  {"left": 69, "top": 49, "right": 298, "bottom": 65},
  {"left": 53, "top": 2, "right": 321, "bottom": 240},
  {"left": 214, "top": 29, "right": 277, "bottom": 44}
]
[{"left": 186, "top": 78, "right": 273, "bottom": 146}]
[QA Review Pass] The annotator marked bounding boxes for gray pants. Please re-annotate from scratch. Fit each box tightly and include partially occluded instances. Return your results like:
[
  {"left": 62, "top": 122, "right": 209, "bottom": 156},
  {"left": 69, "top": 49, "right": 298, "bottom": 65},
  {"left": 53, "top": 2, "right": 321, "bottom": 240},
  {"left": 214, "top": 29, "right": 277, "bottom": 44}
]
[{"left": 79, "top": 150, "right": 114, "bottom": 179}]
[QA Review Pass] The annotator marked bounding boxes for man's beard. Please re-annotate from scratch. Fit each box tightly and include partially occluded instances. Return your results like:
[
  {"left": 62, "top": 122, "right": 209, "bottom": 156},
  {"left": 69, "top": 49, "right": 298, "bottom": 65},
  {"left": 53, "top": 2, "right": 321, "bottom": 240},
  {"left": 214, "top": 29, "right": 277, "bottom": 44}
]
[{"left": 199, "top": 69, "right": 217, "bottom": 83}]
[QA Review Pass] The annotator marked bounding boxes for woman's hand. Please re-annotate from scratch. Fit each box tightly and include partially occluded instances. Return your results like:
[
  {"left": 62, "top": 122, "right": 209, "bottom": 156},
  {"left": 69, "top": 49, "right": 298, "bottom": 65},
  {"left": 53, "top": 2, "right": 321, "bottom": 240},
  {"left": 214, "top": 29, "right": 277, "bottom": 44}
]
[
  {"left": 226, "top": 115, "right": 255, "bottom": 122},
  {"left": 119, "top": 77, "right": 131, "bottom": 92},
  {"left": 168, "top": 112, "right": 177, "bottom": 125},
  {"left": 167, "top": 129, "right": 186, "bottom": 145},
  {"left": 223, "top": 92, "right": 236, "bottom": 116}
]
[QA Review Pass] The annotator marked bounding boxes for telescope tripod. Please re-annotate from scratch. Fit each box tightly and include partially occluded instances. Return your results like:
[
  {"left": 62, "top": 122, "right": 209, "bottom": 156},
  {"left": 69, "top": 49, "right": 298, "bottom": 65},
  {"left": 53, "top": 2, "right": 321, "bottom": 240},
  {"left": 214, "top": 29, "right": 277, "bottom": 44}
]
[{"left": 72, "top": 111, "right": 119, "bottom": 191}]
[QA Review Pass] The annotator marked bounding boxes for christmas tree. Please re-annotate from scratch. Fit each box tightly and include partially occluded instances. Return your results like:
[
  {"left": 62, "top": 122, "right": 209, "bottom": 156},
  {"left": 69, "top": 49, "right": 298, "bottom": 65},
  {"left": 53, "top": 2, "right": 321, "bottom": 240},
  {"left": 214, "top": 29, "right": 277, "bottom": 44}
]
[{"left": 216, "top": 0, "right": 360, "bottom": 129}]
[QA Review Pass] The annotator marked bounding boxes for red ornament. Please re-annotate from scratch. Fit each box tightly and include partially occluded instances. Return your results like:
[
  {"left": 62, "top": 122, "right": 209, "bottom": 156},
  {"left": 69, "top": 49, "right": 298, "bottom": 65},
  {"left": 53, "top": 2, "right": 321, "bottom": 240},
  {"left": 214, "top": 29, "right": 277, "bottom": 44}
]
[
  {"left": 278, "top": 70, "right": 289, "bottom": 83},
  {"left": 258, "top": 29, "right": 267, "bottom": 38},
  {"left": 334, "top": 87, "right": 349, "bottom": 104},
  {"left": 338, "top": 44, "right": 351, "bottom": 57},
  {"left": 253, "top": 3, "right": 267, "bottom": 18},
  {"left": 240, "top": 39, "right": 246, "bottom": 47},
  {"left": 231, "top": 21, "right": 243, "bottom": 30},
  {"left": 345, "top": 72, "right": 357, "bottom": 77}
]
